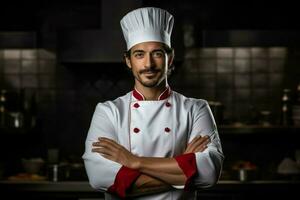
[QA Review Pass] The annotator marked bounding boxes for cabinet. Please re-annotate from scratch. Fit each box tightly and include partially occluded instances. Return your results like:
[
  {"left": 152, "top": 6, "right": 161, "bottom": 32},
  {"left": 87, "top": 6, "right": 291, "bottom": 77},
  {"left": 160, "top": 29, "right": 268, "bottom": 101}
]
[
  {"left": 0, "top": 127, "right": 41, "bottom": 177},
  {"left": 218, "top": 125, "right": 300, "bottom": 181}
]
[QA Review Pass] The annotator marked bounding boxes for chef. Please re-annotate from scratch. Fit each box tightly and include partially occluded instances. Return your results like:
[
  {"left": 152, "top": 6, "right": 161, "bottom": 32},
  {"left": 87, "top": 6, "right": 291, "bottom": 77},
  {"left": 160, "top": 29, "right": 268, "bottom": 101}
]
[{"left": 82, "top": 7, "right": 224, "bottom": 200}]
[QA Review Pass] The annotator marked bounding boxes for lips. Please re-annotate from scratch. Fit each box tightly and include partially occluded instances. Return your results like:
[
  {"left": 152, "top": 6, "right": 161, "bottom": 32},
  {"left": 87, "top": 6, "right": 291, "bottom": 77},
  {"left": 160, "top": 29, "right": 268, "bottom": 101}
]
[
  {"left": 144, "top": 71, "right": 157, "bottom": 75},
  {"left": 140, "top": 69, "right": 160, "bottom": 75},
  {"left": 143, "top": 71, "right": 159, "bottom": 78}
]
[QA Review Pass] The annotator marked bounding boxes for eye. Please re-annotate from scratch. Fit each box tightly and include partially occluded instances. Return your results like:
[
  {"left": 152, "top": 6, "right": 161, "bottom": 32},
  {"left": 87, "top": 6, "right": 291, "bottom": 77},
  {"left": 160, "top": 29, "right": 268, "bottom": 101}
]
[
  {"left": 152, "top": 50, "right": 164, "bottom": 58},
  {"left": 133, "top": 52, "right": 144, "bottom": 58}
]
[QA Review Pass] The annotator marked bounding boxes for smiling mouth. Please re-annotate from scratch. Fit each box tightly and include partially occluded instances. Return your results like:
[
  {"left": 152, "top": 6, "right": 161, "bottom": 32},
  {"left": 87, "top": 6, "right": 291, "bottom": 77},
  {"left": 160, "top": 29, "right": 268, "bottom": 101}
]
[
  {"left": 141, "top": 69, "right": 160, "bottom": 74},
  {"left": 143, "top": 71, "right": 159, "bottom": 78},
  {"left": 144, "top": 71, "right": 157, "bottom": 75}
]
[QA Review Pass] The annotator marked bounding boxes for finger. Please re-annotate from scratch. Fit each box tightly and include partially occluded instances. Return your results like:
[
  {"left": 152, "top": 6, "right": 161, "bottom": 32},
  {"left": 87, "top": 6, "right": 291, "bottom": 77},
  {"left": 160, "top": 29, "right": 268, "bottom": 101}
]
[
  {"left": 198, "top": 137, "right": 210, "bottom": 147},
  {"left": 98, "top": 137, "right": 116, "bottom": 143},
  {"left": 188, "top": 134, "right": 210, "bottom": 145},
  {"left": 200, "top": 135, "right": 210, "bottom": 142},
  {"left": 186, "top": 134, "right": 211, "bottom": 153},
  {"left": 187, "top": 136, "right": 208, "bottom": 150},
  {"left": 192, "top": 135, "right": 210, "bottom": 147},
  {"left": 92, "top": 141, "right": 102, "bottom": 147},
  {"left": 203, "top": 137, "right": 211, "bottom": 145},
  {"left": 186, "top": 137, "right": 201, "bottom": 152},
  {"left": 97, "top": 138, "right": 119, "bottom": 149},
  {"left": 186, "top": 136, "right": 210, "bottom": 153},
  {"left": 96, "top": 140, "right": 129, "bottom": 157},
  {"left": 93, "top": 138, "right": 116, "bottom": 147},
  {"left": 95, "top": 150, "right": 116, "bottom": 162},
  {"left": 101, "top": 154, "right": 115, "bottom": 161},
  {"left": 95, "top": 141, "right": 118, "bottom": 153},
  {"left": 188, "top": 135, "right": 202, "bottom": 145},
  {"left": 202, "top": 135, "right": 211, "bottom": 142},
  {"left": 92, "top": 147, "right": 112, "bottom": 155},
  {"left": 195, "top": 144, "right": 208, "bottom": 152},
  {"left": 198, "top": 145, "right": 208, "bottom": 152},
  {"left": 98, "top": 137, "right": 118, "bottom": 144},
  {"left": 184, "top": 147, "right": 192, "bottom": 154},
  {"left": 98, "top": 137, "right": 120, "bottom": 149},
  {"left": 92, "top": 147, "right": 107, "bottom": 155}
]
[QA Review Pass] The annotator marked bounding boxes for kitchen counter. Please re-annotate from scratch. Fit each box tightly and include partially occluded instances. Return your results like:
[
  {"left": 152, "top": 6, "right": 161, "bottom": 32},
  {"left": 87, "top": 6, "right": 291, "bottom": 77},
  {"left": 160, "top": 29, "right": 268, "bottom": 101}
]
[
  {"left": 0, "top": 180, "right": 299, "bottom": 192},
  {"left": 0, "top": 180, "right": 94, "bottom": 192},
  {"left": 0, "top": 180, "right": 298, "bottom": 200}
]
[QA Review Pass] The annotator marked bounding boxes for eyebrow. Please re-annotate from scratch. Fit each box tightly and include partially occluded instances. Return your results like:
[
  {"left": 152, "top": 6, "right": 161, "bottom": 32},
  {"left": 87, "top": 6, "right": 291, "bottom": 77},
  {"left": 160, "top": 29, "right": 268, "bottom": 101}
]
[
  {"left": 132, "top": 50, "right": 145, "bottom": 54},
  {"left": 132, "top": 48, "right": 164, "bottom": 54}
]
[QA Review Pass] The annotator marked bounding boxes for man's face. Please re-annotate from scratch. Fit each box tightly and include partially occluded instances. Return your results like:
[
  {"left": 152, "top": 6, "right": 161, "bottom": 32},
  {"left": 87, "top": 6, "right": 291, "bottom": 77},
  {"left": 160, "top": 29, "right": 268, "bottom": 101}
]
[{"left": 125, "top": 42, "right": 173, "bottom": 88}]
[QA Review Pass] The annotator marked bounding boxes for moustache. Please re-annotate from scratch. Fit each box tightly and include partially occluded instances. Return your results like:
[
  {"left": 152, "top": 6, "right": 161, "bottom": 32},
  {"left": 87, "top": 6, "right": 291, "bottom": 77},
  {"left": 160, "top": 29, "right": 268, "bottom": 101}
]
[{"left": 139, "top": 68, "right": 161, "bottom": 74}]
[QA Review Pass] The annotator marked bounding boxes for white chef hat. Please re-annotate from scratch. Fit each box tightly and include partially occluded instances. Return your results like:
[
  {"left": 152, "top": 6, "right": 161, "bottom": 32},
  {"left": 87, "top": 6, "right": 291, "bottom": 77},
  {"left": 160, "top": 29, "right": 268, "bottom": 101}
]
[{"left": 120, "top": 7, "right": 174, "bottom": 50}]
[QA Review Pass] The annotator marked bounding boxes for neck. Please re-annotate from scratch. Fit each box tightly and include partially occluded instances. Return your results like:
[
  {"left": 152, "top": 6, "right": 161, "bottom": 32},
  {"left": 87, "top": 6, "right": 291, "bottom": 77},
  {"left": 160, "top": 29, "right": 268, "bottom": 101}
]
[{"left": 135, "top": 80, "right": 168, "bottom": 100}]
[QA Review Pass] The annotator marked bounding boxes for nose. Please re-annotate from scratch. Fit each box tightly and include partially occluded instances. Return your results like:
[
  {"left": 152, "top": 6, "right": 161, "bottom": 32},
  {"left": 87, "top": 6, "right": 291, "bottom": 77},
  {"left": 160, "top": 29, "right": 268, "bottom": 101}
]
[{"left": 145, "top": 52, "right": 154, "bottom": 68}]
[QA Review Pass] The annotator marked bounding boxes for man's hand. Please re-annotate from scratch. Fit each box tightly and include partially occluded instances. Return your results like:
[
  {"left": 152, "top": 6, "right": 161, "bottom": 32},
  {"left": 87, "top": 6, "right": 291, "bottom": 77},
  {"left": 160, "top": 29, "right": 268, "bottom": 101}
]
[
  {"left": 92, "top": 137, "right": 139, "bottom": 169},
  {"left": 184, "top": 135, "right": 210, "bottom": 154}
]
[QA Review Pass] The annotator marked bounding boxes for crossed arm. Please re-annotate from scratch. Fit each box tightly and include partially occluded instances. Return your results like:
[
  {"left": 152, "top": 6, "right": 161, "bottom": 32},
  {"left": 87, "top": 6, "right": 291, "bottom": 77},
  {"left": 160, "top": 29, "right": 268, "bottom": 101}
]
[{"left": 91, "top": 135, "right": 210, "bottom": 196}]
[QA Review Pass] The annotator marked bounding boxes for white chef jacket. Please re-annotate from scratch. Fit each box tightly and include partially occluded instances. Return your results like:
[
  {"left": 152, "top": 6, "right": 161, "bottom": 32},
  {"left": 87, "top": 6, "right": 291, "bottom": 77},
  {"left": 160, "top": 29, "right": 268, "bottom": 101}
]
[{"left": 82, "top": 87, "right": 224, "bottom": 200}]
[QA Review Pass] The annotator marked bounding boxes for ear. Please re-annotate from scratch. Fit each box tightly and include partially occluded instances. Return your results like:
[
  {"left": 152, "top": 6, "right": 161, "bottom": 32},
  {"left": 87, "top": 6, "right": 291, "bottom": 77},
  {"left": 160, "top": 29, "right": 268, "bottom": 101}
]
[
  {"left": 168, "top": 53, "right": 174, "bottom": 67},
  {"left": 125, "top": 56, "right": 132, "bottom": 69}
]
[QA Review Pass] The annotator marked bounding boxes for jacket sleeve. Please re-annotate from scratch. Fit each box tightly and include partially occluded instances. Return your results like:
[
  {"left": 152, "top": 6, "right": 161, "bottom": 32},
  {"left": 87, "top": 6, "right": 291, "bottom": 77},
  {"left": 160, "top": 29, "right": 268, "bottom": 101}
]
[
  {"left": 82, "top": 103, "right": 140, "bottom": 198},
  {"left": 191, "top": 100, "right": 224, "bottom": 187},
  {"left": 175, "top": 100, "right": 224, "bottom": 189}
]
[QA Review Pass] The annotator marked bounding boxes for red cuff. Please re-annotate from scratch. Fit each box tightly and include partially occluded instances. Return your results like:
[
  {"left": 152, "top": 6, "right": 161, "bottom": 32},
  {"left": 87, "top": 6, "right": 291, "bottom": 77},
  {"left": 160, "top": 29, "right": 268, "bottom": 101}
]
[
  {"left": 175, "top": 153, "right": 197, "bottom": 190},
  {"left": 108, "top": 166, "right": 141, "bottom": 198}
]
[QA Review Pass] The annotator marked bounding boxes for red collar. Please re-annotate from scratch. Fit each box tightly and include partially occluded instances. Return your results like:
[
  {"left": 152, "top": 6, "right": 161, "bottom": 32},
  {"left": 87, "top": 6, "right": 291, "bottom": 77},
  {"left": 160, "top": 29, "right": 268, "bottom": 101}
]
[{"left": 132, "top": 87, "right": 171, "bottom": 101}]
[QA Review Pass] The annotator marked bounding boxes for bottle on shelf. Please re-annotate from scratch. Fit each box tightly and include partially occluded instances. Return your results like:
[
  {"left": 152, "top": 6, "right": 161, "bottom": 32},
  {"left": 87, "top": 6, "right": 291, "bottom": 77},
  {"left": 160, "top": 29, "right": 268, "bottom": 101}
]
[
  {"left": 280, "top": 88, "right": 292, "bottom": 126},
  {"left": 292, "top": 83, "right": 300, "bottom": 125},
  {"left": 19, "top": 89, "right": 37, "bottom": 129},
  {"left": 29, "top": 92, "right": 37, "bottom": 128},
  {"left": 0, "top": 89, "right": 8, "bottom": 127},
  {"left": 20, "top": 89, "right": 29, "bottom": 128}
]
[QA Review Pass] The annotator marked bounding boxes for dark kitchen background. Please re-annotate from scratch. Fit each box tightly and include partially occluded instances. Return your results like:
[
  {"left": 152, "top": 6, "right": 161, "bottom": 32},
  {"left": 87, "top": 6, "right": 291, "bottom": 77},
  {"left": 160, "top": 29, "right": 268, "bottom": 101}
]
[{"left": 0, "top": 0, "right": 299, "bottom": 199}]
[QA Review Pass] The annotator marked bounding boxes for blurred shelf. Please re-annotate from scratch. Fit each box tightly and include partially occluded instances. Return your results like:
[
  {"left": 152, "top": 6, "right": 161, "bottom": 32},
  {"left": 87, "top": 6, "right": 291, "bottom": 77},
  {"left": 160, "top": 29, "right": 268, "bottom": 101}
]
[
  {"left": 218, "top": 125, "right": 300, "bottom": 135},
  {"left": 0, "top": 127, "right": 36, "bottom": 136}
]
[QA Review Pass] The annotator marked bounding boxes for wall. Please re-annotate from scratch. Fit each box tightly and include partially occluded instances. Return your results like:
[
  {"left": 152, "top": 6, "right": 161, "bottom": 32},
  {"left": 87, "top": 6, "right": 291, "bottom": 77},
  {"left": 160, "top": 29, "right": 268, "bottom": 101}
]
[
  {"left": 1, "top": 45, "right": 300, "bottom": 161},
  {"left": 179, "top": 46, "right": 289, "bottom": 124}
]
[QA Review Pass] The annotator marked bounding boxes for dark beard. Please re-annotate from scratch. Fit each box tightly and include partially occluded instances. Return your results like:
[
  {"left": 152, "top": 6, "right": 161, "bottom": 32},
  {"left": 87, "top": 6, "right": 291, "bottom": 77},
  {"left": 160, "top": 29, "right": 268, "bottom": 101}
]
[
  {"left": 137, "top": 68, "right": 162, "bottom": 87},
  {"left": 135, "top": 75, "right": 160, "bottom": 87},
  {"left": 140, "top": 80, "right": 160, "bottom": 88},
  {"left": 132, "top": 72, "right": 164, "bottom": 88}
]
